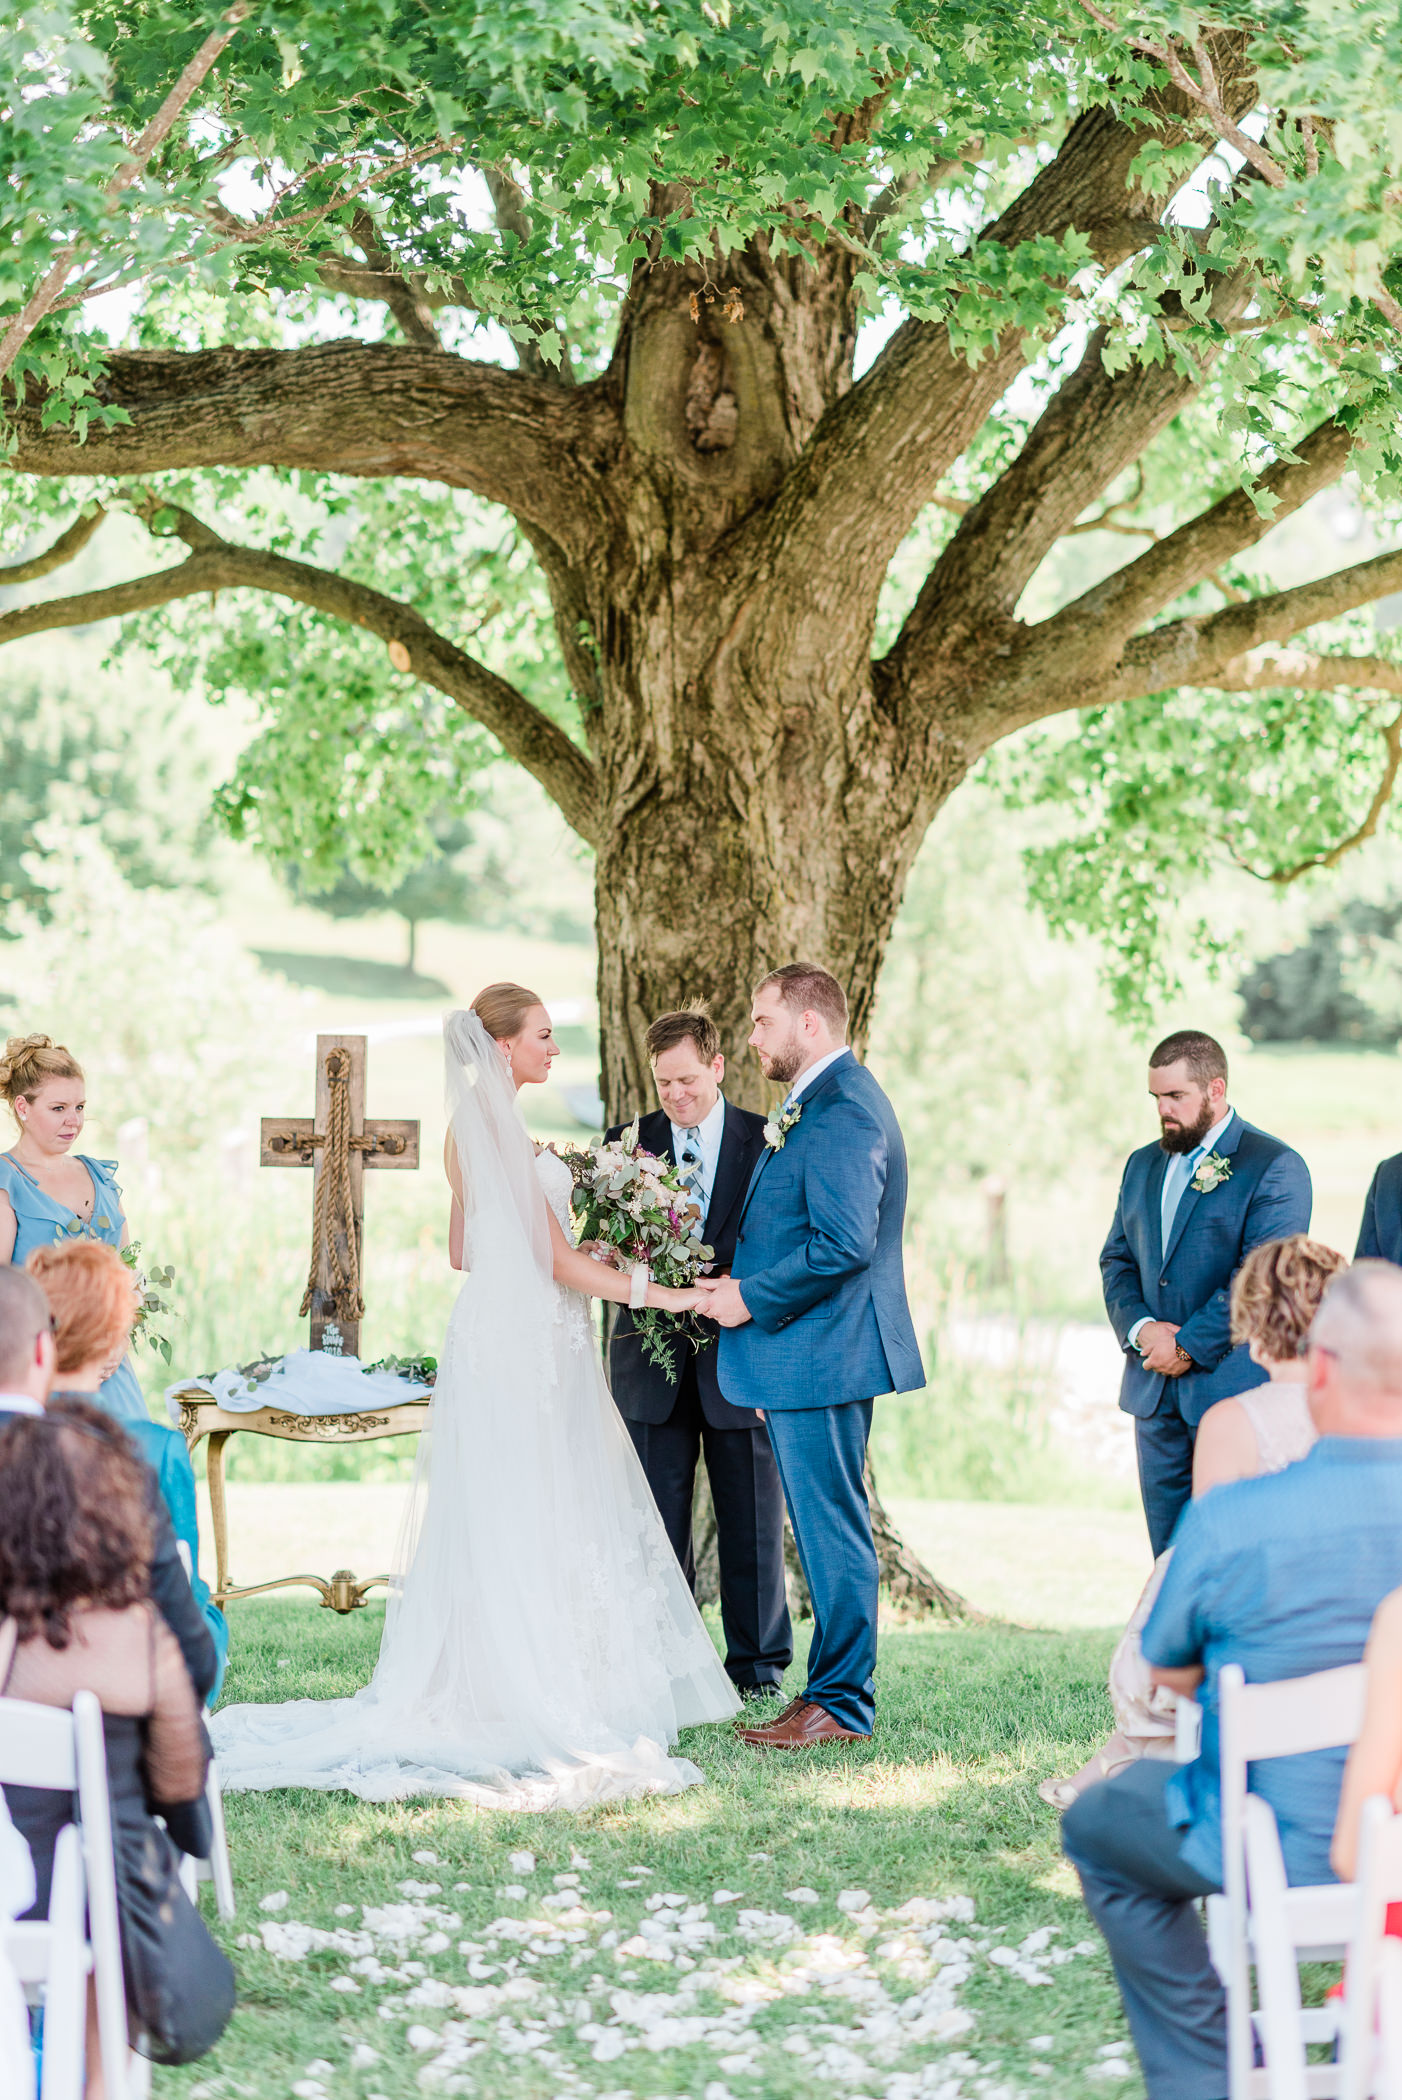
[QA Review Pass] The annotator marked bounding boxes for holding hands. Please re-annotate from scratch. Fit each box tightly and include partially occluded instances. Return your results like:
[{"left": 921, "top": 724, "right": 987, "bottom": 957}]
[
  {"left": 1138, "top": 1320, "right": 1189, "bottom": 1377},
  {"left": 695, "top": 1275, "right": 751, "bottom": 1328}
]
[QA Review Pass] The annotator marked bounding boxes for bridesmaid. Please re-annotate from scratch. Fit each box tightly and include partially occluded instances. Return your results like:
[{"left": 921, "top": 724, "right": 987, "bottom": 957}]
[{"left": 0, "top": 1034, "right": 147, "bottom": 1423}]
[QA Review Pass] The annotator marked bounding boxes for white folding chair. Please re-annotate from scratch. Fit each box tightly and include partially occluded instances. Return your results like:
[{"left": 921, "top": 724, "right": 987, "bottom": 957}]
[
  {"left": 1339, "top": 1795, "right": 1402, "bottom": 2100},
  {"left": 171, "top": 1540, "right": 235, "bottom": 1921},
  {"left": 1215, "top": 1660, "right": 1368, "bottom": 2100},
  {"left": 169, "top": 1765, "right": 235, "bottom": 1923},
  {"left": 0, "top": 1689, "right": 138, "bottom": 2100},
  {"left": 1177, "top": 1694, "right": 1204, "bottom": 1761}
]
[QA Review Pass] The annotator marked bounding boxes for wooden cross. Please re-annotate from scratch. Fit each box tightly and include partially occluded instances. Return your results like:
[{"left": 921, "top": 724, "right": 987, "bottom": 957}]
[{"left": 260, "top": 1033, "right": 420, "bottom": 1358}]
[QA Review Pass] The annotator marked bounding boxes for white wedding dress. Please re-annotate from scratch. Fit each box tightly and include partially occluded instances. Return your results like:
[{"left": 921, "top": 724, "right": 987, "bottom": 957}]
[{"left": 209, "top": 1010, "right": 739, "bottom": 1809}]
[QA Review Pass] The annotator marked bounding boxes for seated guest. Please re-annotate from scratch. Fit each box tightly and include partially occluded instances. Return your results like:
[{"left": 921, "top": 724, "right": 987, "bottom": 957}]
[
  {"left": 0, "top": 1402, "right": 235, "bottom": 2078},
  {"left": 1333, "top": 1582, "right": 1402, "bottom": 1880},
  {"left": 25, "top": 1242, "right": 227, "bottom": 1700},
  {"left": 1063, "top": 1260, "right": 1402, "bottom": 2100},
  {"left": 0, "top": 1265, "right": 216, "bottom": 1706},
  {"left": 1042, "top": 1234, "right": 1347, "bottom": 1808}
]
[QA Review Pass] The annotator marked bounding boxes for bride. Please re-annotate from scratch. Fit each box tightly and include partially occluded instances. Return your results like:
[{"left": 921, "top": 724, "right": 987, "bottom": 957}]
[{"left": 210, "top": 984, "right": 740, "bottom": 1808}]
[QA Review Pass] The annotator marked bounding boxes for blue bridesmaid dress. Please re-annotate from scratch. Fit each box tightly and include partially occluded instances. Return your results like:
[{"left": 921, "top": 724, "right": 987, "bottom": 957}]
[
  {"left": 0, "top": 1151, "right": 228, "bottom": 1701},
  {"left": 0, "top": 1152, "right": 146, "bottom": 1420}
]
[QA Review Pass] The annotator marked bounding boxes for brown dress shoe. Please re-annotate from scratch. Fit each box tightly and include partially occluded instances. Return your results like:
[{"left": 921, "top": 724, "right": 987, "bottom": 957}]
[{"left": 735, "top": 1699, "right": 867, "bottom": 1749}]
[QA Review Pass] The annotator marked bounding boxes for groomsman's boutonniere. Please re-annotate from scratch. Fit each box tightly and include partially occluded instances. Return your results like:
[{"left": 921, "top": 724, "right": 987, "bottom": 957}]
[
  {"left": 1191, "top": 1151, "right": 1233, "bottom": 1194},
  {"left": 763, "top": 1103, "right": 802, "bottom": 1151}
]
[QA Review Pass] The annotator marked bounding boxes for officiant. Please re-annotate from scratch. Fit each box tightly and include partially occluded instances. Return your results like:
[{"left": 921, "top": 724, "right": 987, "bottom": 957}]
[{"left": 606, "top": 1011, "right": 791, "bottom": 1701}]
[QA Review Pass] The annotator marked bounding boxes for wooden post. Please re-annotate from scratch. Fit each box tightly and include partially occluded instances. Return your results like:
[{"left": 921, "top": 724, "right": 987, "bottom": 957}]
[{"left": 260, "top": 1033, "right": 420, "bottom": 1357}]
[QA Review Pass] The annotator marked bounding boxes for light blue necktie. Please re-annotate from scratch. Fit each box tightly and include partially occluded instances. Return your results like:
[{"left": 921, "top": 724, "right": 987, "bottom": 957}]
[{"left": 1161, "top": 1145, "right": 1204, "bottom": 1251}]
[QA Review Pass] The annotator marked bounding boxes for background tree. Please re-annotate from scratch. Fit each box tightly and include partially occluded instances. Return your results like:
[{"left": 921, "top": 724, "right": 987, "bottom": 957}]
[
  {"left": 287, "top": 813, "right": 481, "bottom": 975},
  {"left": 6, "top": 2, "right": 1402, "bottom": 1099}
]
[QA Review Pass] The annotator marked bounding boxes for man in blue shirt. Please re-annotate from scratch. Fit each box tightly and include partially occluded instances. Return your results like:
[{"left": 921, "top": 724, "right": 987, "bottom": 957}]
[{"left": 1063, "top": 1260, "right": 1402, "bottom": 2100}]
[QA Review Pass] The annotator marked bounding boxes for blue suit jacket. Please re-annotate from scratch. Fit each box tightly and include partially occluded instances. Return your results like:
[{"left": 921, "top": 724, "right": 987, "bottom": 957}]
[
  {"left": 718, "top": 1051, "right": 925, "bottom": 1411},
  {"left": 1100, "top": 1112, "right": 1312, "bottom": 1426},
  {"left": 1356, "top": 1153, "right": 1402, "bottom": 1263}
]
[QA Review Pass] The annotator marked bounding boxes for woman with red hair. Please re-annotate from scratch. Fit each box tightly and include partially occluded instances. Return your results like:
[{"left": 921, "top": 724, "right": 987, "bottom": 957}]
[{"left": 25, "top": 1242, "right": 226, "bottom": 1699}]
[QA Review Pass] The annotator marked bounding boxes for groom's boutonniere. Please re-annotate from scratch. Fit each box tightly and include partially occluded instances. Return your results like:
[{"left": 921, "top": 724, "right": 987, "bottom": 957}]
[
  {"left": 1191, "top": 1150, "right": 1233, "bottom": 1194},
  {"left": 763, "top": 1102, "right": 802, "bottom": 1151}
]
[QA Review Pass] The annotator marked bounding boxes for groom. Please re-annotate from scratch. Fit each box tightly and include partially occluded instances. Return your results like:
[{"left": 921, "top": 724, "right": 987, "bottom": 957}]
[{"left": 702, "top": 963, "right": 924, "bottom": 1747}]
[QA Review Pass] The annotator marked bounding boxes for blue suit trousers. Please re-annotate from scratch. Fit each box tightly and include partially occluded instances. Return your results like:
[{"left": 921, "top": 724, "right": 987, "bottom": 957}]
[{"left": 762, "top": 1399, "right": 877, "bottom": 1734}]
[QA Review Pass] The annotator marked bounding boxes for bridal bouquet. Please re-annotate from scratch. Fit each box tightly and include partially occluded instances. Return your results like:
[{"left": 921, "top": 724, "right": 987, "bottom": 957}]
[{"left": 559, "top": 1120, "right": 714, "bottom": 1380}]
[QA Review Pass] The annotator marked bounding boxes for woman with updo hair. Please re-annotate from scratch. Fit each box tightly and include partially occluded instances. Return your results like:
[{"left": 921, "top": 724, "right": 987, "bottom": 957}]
[
  {"left": 0, "top": 1034, "right": 146, "bottom": 1421},
  {"left": 1040, "top": 1232, "right": 1349, "bottom": 1810},
  {"left": 26, "top": 1241, "right": 227, "bottom": 1699}
]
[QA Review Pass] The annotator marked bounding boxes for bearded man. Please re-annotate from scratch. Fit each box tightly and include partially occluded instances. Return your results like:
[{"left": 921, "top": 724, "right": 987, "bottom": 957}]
[
  {"left": 700, "top": 964, "right": 924, "bottom": 1749},
  {"left": 1100, "top": 1029, "right": 1312, "bottom": 1556}
]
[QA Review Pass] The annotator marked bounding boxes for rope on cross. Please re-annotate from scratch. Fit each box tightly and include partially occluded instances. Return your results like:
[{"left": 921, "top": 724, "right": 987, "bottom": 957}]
[{"left": 260, "top": 1033, "right": 420, "bottom": 1357}]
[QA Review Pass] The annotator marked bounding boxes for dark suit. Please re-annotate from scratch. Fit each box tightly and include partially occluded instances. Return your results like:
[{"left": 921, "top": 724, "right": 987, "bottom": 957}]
[
  {"left": 606, "top": 1101, "right": 791, "bottom": 1692},
  {"left": 1356, "top": 1153, "right": 1402, "bottom": 1262},
  {"left": 1100, "top": 1111, "right": 1312, "bottom": 1555},
  {"left": 0, "top": 1405, "right": 218, "bottom": 1703}
]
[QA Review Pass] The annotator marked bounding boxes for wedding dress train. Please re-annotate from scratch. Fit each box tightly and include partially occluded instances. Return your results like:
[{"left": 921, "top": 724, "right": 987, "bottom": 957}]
[{"left": 209, "top": 1010, "right": 739, "bottom": 1808}]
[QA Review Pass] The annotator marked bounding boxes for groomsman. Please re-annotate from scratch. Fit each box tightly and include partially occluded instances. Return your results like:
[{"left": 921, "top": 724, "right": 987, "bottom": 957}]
[
  {"left": 606, "top": 1010, "right": 791, "bottom": 1700},
  {"left": 1101, "top": 1029, "right": 1312, "bottom": 1556},
  {"left": 1356, "top": 1151, "right": 1402, "bottom": 1263}
]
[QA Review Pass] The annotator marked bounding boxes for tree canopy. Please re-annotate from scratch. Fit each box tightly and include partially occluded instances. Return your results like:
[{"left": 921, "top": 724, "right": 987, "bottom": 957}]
[{"left": 7, "top": 0, "right": 1402, "bottom": 1086}]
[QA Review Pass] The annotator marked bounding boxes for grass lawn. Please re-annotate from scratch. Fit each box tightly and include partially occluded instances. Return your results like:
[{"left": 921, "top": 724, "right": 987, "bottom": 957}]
[{"left": 162, "top": 1605, "right": 1144, "bottom": 2100}]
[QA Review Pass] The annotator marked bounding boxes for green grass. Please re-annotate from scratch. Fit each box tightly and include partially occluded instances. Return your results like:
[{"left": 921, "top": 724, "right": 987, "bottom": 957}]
[{"left": 161, "top": 1604, "right": 1144, "bottom": 2100}]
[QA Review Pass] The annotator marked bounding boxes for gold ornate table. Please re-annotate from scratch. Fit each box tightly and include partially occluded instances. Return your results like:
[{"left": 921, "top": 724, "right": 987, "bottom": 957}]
[{"left": 173, "top": 1388, "right": 431, "bottom": 1612}]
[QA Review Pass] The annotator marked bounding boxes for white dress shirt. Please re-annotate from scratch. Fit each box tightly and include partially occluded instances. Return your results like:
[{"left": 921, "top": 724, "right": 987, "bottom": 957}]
[
  {"left": 670, "top": 1093, "right": 727, "bottom": 1218},
  {"left": 0, "top": 1393, "right": 43, "bottom": 1417},
  {"left": 785, "top": 1045, "right": 852, "bottom": 1106},
  {"left": 1129, "top": 1106, "right": 1236, "bottom": 1350}
]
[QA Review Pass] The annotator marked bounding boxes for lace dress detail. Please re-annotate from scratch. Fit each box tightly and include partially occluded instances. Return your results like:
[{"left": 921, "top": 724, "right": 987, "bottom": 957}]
[
  {"left": 211, "top": 1023, "right": 738, "bottom": 1809},
  {"left": 1110, "top": 1379, "right": 1319, "bottom": 1749},
  {"left": 536, "top": 1148, "right": 593, "bottom": 1356},
  {"left": 1236, "top": 1381, "right": 1317, "bottom": 1472}
]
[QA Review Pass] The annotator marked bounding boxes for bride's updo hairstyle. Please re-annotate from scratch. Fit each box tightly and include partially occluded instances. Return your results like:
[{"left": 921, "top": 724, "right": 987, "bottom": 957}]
[
  {"left": 0, "top": 1034, "right": 84, "bottom": 1126},
  {"left": 470, "top": 983, "right": 544, "bottom": 1045}
]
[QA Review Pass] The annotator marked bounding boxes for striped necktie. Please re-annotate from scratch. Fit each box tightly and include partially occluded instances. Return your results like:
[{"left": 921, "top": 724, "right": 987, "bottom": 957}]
[{"left": 677, "top": 1128, "right": 705, "bottom": 1217}]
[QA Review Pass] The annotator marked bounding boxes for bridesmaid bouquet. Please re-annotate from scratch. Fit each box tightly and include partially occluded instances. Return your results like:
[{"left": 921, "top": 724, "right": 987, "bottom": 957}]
[{"left": 559, "top": 1120, "right": 714, "bottom": 1380}]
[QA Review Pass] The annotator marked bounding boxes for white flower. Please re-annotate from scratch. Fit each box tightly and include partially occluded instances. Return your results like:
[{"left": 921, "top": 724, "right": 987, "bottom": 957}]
[
  {"left": 1191, "top": 1150, "right": 1233, "bottom": 1193},
  {"left": 763, "top": 1103, "right": 803, "bottom": 1150}
]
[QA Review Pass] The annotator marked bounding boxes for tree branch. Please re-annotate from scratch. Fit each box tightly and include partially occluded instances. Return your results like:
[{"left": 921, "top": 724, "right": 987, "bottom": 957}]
[
  {"left": 0, "top": 3, "right": 249, "bottom": 383},
  {"left": 2, "top": 343, "right": 617, "bottom": 560},
  {"left": 343, "top": 211, "right": 441, "bottom": 348},
  {"left": 885, "top": 268, "right": 1257, "bottom": 687},
  {"left": 0, "top": 506, "right": 601, "bottom": 842},
  {"left": 1073, "top": 1, "right": 1402, "bottom": 340},
  {"left": 1205, "top": 652, "right": 1402, "bottom": 882},
  {"left": 0, "top": 507, "right": 107, "bottom": 583},
  {"left": 745, "top": 47, "right": 1263, "bottom": 629},
  {"left": 1026, "top": 415, "right": 1356, "bottom": 659}
]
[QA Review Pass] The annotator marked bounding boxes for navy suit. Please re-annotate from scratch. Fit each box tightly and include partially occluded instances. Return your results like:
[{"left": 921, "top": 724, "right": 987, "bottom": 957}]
[
  {"left": 719, "top": 1051, "right": 924, "bottom": 1733},
  {"left": 1101, "top": 1112, "right": 1312, "bottom": 1554},
  {"left": 606, "top": 1102, "right": 790, "bottom": 1691},
  {"left": 1356, "top": 1153, "right": 1402, "bottom": 1262}
]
